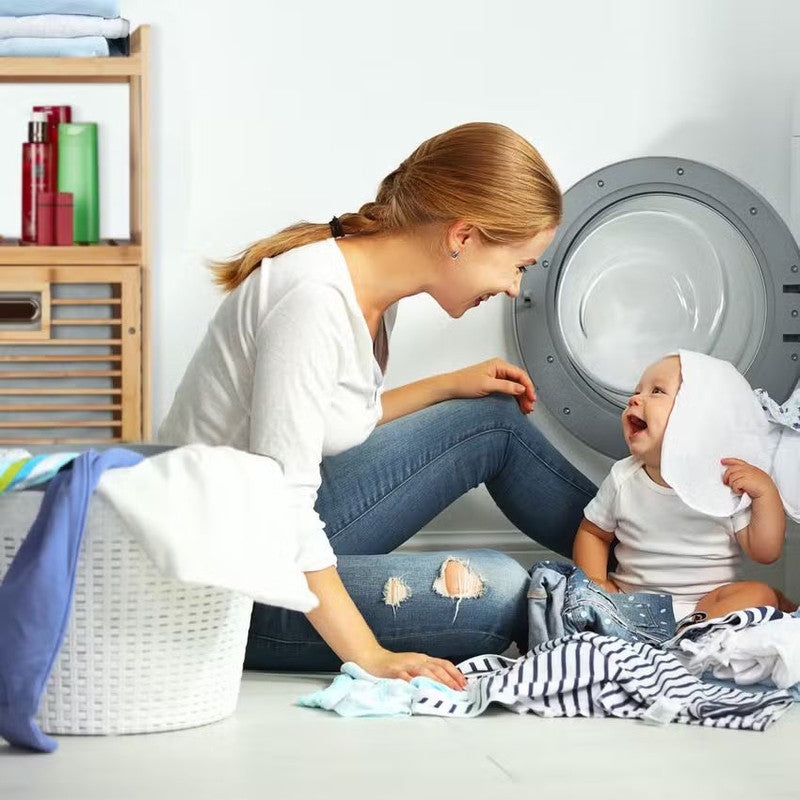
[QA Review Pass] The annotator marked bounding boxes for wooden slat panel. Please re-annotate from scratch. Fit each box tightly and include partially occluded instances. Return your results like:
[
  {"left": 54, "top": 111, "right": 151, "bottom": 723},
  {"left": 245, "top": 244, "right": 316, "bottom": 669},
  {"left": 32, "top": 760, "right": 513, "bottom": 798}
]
[
  {"left": 51, "top": 319, "right": 121, "bottom": 326},
  {"left": 120, "top": 269, "right": 142, "bottom": 441},
  {"left": 134, "top": 25, "right": 152, "bottom": 439},
  {"left": 0, "top": 224, "right": 144, "bottom": 446},
  {"left": 0, "top": 421, "right": 121, "bottom": 429},
  {"left": 0, "top": 339, "right": 122, "bottom": 346},
  {"left": 51, "top": 298, "right": 122, "bottom": 306},
  {"left": 0, "top": 370, "right": 121, "bottom": 378},
  {"left": 0, "top": 355, "right": 121, "bottom": 363},
  {"left": 0, "top": 388, "right": 121, "bottom": 395},
  {"left": 0, "top": 404, "right": 122, "bottom": 412}
]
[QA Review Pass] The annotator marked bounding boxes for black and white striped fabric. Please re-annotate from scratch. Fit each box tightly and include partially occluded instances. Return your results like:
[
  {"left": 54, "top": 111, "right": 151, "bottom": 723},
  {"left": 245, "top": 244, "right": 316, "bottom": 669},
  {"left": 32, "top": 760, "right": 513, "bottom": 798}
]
[
  {"left": 663, "top": 605, "right": 788, "bottom": 649},
  {"left": 411, "top": 632, "right": 793, "bottom": 731}
]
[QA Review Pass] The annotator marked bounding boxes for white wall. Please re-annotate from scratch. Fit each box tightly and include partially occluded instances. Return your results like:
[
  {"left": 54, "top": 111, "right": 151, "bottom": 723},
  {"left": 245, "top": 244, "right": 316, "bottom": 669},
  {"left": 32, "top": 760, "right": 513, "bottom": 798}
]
[{"left": 1, "top": 0, "right": 799, "bottom": 571}]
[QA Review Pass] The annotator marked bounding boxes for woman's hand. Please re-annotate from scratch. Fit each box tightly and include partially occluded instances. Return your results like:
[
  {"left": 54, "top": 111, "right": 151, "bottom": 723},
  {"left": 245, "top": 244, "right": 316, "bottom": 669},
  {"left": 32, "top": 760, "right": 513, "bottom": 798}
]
[
  {"left": 445, "top": 358, "right": 536, "bottom": 414},
  {"left": 597, "top": 579, "right": 621, "bottom": 594},
  {"left": 358, "top": 647, "right": 467, "bottom": 691},
  {"left": 721, "top": 458, "right": 778, "bottom": 501}
]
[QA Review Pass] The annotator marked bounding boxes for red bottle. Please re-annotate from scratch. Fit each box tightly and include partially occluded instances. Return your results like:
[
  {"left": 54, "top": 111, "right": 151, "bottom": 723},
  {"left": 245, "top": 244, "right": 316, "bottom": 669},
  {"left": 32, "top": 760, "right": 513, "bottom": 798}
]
[
  {"left": 55, "top": 192, "right": 74, "bottom": 246},
  {"left": 33, "top": 105, "right": 71, "bottom": 185},
  {"left": 21, "top": 112, "right": 54, "bottom": 244},
  {"left": 36, "top": 192, "right": 55, "bottom": 246}
]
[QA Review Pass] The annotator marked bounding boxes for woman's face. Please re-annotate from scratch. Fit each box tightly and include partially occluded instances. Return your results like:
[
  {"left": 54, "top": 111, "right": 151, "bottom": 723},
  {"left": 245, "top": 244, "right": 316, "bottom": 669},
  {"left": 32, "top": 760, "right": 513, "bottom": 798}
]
[{"left": 433, "top": 226, "right": 556, "bottom": 318}]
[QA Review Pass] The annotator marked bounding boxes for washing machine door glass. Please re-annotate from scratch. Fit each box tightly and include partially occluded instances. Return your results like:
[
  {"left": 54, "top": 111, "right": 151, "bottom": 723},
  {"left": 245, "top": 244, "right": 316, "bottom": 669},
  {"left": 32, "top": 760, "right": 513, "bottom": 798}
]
[{"left": 556, "top": 193, "right": 767, "bottom": 407}]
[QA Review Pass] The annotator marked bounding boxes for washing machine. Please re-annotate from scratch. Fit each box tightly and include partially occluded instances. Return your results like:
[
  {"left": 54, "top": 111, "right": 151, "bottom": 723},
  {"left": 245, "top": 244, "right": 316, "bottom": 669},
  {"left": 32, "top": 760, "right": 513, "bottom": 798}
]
[{"left": 512, "top": 154, "right": 800, "bottom": 589}]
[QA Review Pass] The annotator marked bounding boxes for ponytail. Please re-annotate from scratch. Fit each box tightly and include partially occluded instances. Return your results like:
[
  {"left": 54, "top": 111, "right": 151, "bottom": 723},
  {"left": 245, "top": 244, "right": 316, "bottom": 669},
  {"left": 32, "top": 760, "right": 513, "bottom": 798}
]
[{"left": 211, "top": 122, "right": 561, "bottom": 292}]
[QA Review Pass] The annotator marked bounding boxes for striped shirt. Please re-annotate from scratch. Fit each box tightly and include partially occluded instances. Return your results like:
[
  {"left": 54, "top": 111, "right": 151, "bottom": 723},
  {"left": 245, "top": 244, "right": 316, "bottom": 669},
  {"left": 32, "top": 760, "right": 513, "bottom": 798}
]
[{"left": 412, "top": 632, "right": 792, "bottom": 731}]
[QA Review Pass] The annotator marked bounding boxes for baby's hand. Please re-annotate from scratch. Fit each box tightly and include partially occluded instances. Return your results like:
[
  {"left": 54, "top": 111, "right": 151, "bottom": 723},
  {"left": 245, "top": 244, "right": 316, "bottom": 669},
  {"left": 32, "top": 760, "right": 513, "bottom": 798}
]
[{"left": 721, "top": 458, "right": 777, "bottom": 500}]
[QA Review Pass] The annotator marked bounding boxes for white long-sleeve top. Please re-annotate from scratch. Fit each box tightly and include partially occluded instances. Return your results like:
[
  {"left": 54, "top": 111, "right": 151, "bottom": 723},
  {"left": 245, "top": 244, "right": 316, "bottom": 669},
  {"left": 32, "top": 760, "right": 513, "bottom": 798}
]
[{"left": 157, "top": 238, "right": 396, "bottom": 572}]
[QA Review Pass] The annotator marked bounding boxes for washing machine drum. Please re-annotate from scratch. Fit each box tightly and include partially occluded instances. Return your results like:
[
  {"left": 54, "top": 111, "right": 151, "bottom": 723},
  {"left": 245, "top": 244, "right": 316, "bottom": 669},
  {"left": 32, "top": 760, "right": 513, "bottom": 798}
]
[{"left": 513, "top": 157, "right": 800, "bottom": 459}]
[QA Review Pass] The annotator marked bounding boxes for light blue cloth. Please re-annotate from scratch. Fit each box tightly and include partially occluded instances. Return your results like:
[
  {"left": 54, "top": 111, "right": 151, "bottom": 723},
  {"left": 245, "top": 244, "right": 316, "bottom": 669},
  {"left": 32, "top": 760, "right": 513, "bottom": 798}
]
[
  {"left": 0, "top": 35, "right": 109, "bottom": 55},
  {"left": 0, "top": 15, "right": 129, "bottom": 38},
  {"left": 0, "top": 448, "right": 142, "bottom": 753},
  {"left": 296, "top": 662, "right": 463, "bottom": 717},
  {"left": 0, "top": 1, "right": 119, "bottom": 16}
]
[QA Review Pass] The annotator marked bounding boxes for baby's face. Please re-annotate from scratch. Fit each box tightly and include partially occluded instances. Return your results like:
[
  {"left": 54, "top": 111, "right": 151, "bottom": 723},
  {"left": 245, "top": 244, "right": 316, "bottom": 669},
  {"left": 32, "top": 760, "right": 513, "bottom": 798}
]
[{"left": 621, "top": 356, "right": 682, "bottom": 464}]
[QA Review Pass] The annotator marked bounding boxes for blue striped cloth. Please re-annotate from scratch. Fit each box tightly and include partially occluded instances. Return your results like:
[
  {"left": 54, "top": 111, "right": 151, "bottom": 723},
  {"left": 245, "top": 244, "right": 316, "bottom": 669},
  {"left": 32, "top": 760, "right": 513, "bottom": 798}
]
[{"left": 0, "top": 449, "right": 78, "bottom": 493}]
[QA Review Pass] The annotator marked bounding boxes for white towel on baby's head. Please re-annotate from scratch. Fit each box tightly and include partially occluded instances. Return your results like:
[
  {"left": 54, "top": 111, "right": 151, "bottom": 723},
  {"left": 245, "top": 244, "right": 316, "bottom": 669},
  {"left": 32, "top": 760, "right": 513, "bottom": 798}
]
[{"left": 660, "top": 349, "right": 800, "bottom": 522}]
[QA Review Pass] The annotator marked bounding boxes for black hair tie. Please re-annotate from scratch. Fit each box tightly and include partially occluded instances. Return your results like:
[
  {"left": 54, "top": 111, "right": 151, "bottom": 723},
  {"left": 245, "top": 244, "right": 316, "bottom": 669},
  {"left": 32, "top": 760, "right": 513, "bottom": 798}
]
[{"left": 329, "top": 216, "right": 345, "bottom": 238}]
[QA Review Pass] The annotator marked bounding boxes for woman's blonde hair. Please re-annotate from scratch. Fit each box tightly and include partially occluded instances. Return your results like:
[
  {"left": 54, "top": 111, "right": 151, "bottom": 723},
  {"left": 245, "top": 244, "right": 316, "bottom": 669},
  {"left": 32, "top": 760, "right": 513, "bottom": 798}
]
[{"left": 212, "top": 122, "right": 562, "bottom": 292}]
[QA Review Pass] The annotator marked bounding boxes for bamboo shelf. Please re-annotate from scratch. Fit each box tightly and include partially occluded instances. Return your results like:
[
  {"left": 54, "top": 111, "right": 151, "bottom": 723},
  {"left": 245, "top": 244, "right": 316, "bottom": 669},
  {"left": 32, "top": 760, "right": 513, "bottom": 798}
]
[
  {"left": 0, "top": 54, "right": 142, "bottom": 82},
  {"left": 0, "top": 240, "right": 141, "bottom": 265},
  {"left": 0, "top": 26, "right": 151, "bottom": 445}
]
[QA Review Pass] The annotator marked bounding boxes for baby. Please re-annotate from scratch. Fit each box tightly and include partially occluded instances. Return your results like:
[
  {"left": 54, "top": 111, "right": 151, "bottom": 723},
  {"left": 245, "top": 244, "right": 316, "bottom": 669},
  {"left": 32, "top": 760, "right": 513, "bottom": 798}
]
[{"left": 574, "top": 354, "right": 794, "bottom": 625}]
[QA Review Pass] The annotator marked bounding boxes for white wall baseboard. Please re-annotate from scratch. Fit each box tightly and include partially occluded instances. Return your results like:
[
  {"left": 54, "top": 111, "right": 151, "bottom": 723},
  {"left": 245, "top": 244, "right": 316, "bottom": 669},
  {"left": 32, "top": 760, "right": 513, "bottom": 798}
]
[{"left": 398, "top": 529, "right": 559, "bottom": 568}]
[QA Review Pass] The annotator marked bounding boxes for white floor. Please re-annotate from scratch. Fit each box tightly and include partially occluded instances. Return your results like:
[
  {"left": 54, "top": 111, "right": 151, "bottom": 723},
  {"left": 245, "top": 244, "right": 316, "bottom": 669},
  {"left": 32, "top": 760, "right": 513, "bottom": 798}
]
[{"left": 2, "top": 672, "right": 799, "bottom": 800}]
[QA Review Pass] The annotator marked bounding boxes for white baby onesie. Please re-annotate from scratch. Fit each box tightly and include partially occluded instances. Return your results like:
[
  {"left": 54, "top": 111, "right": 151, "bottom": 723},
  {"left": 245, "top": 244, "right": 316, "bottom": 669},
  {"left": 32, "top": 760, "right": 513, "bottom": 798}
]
[{"left": 584, "top": 456, "right": 751, "bottom": 620}]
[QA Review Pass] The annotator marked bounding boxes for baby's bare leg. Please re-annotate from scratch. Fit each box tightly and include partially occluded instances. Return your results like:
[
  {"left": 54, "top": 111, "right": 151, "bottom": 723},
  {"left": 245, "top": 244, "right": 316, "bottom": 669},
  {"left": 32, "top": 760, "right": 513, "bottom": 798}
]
[
  {"left": 773, "top": 588, "right": 799, "bottom": 613},
  {"left": 696, "top": 581, "right": 780, "bottom": 619}
]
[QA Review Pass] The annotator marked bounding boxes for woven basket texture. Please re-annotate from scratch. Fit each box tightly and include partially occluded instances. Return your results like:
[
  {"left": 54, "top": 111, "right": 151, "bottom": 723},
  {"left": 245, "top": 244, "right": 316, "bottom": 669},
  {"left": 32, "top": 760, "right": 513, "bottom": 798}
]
[{"left": 0, "top": 491, "right": 253, "bottom": 735}]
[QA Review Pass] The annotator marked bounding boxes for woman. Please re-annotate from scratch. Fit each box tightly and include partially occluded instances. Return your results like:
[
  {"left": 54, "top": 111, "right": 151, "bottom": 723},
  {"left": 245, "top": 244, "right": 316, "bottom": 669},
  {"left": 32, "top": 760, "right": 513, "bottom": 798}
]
[{"left": 158, "top": 122, "right": 597, "bottom": 690}]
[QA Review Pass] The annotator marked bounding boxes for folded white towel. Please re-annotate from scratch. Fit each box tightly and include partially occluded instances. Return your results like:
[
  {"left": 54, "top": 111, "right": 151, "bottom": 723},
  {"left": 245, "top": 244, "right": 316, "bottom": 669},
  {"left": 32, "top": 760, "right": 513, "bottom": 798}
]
[{"left": 0, "top": 14, "right": 128, "bottom": 38}]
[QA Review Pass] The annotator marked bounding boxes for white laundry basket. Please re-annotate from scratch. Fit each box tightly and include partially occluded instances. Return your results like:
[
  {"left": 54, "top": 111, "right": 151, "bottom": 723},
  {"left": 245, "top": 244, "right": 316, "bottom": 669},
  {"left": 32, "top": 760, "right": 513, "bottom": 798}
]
[{"left": 0, "top": 489, "right": 254, "bottom": 736}]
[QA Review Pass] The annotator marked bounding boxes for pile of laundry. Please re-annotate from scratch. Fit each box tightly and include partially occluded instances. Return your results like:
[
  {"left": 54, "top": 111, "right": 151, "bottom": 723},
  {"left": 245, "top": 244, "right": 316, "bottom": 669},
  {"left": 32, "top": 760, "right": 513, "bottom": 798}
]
[{"left": 298, "top": 560, "right": 800, "bottom": 732}]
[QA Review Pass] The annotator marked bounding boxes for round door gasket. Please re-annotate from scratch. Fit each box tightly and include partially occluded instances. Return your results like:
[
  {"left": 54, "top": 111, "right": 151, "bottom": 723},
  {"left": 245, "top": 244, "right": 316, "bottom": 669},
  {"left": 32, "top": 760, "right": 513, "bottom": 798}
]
[{"left": 512, "top": 156, "right": 800, "bottom": 459}]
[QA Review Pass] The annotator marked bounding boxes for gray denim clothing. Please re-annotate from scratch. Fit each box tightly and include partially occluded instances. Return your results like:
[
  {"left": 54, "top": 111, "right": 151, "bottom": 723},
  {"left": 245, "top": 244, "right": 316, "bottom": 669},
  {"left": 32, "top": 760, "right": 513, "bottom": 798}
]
[{"left": 527, "top": 560, "right": 677, "bottom": 650}]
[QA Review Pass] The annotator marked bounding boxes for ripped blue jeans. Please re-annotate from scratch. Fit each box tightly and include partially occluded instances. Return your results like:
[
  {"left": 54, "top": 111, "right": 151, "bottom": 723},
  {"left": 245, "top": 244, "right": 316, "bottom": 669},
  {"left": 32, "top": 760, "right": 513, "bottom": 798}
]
[
  {"left": 245, "top": 395, "right": 599, "bottom": 671},
  {"left": 528, "top": 560, "right": 677, "bottom": 650}
]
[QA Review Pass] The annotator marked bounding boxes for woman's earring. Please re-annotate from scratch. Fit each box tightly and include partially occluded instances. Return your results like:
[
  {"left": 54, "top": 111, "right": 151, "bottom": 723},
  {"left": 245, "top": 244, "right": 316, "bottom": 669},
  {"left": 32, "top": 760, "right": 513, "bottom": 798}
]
[{"left": 451, "top": 250, "right": 460, "bottom": 260}]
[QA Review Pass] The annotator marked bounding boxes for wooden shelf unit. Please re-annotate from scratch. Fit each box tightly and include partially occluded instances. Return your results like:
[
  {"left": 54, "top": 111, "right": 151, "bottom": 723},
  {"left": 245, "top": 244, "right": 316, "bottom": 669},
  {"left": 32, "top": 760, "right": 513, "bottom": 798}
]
[
  {"left": 0, "top": 26, "right": 151, "bottom": 445},
  {"left": 0, "top": 240, "right": 141, "bottom": 265}
]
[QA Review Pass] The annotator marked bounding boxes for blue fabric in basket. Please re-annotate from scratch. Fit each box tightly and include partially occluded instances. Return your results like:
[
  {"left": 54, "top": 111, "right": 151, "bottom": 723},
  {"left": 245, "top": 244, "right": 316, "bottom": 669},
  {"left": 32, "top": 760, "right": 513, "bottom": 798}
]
[{"left": 0, "top": 448, "right": 141, "bottom": 753}]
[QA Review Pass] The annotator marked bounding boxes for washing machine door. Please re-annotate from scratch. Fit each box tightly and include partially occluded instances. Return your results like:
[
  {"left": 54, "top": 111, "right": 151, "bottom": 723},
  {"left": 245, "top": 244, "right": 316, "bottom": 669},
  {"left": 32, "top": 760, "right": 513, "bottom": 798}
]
[{"left": 513, "top": 157, "right": 800, "bottom": 459}]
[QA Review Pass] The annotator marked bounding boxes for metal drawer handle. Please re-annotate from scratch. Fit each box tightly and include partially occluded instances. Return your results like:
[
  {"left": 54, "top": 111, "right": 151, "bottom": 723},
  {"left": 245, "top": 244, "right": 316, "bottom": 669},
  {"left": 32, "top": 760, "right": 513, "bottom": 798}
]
[{"left": 0, "top": 296, "right": 41, "bottom": 324}]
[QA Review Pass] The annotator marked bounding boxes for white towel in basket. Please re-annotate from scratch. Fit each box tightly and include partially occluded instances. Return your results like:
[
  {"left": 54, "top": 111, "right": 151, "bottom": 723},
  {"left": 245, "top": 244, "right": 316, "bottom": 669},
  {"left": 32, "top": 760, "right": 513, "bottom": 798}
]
[{"left": 96, "top": 444, "right": 319, "bottom": 612}]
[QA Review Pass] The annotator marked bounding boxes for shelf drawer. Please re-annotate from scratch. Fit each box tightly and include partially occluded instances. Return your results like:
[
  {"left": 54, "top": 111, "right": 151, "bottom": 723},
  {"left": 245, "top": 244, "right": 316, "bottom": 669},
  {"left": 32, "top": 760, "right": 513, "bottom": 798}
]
[{"left": 0, "top": 266, "right": 141, "bottom": 444}]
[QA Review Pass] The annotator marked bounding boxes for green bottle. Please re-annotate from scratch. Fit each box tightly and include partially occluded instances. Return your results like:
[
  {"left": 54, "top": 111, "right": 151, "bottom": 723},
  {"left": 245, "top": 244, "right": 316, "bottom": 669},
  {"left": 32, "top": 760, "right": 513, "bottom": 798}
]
[{"left": 57, "top": 123, "right": 99, "bottom": 244}]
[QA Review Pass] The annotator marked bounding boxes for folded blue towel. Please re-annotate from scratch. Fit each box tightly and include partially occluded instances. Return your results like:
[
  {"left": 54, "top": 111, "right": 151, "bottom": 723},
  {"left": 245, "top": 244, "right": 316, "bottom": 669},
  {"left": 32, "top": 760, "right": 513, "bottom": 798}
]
[
  {"left": 0, "top": 36, "right": 109, "bottom": 56},
  {"left": 0, "top": 1, "right": 119, "bottom": 16}
]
